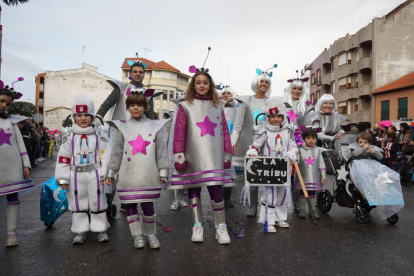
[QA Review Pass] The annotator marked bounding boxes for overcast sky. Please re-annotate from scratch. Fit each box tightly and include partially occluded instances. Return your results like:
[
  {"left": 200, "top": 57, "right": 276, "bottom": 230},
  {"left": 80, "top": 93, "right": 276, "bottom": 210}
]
[{"left": 1, "top": 0, "right": 406, "bottom": 104}]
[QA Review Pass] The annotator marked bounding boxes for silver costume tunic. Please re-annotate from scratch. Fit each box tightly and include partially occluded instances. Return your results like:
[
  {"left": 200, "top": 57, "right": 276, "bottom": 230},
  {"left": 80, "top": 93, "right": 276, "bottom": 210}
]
[
  {"left": 107, "top": 116, "right": 170, "bottom": 203},
  {"left": 294, "top": 145, "right": 327, "bottom": 191},
  {"left": 289, "top": 100, "right": 314, "bottom": 127},
  {"left": 0, "top": 116, "right": 33, "bottom": 196},
  {"left": 309, "top": 110, "right": 348, "bottom": 149},
  {"left": 231, "top": 95, "right": 268, "bottom": 167},
  {"left": 169, "top": 99, "right": 233, "bottom": 189}
]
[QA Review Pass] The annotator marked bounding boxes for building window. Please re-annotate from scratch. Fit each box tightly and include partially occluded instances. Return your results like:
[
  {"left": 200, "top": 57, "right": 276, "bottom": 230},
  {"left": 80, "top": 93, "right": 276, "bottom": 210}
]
[
  {"left": 169, "top": 91, "right": 175, "bottom": 100},
  {"left": 124, "top": 70, "right": 129, "bottom": 78},
  {"left": 311, "top": 94, "right": 315, "bottom": 104},
  {"left": 355, "top": 49, "right": 360, "bottom": 62},
  {"left": 355, "top": 100, "right": 359, "bottom": 112},
  {"left": 332, "top": 81, "right": 336, "bottom": 94},
  {"left": 338, "top": 52, "right": 347, "bottom": 66},
  {"left": 331, "top": 58, "right": 336, "bottom": 71},
  {"left": 311, "top": 74, "right": 315, "bottom": 84},
  {"left": 162, "top": 90, "right": 168, "bottom": 100},
  {"left": 381, "top": 100, "right": 390, "bottom": 121},
  {"left": 354, "top": 75, "right": 359, "bottom": 88},
  {"left": 338, "top": 101, "right": 347, "bottom": 114},
  {"left": 398, "top": 97, "right": 408, "bottom": 119},
  {"left": 316, "top": 69, "right": 321, "bottom": 84},
  {"left": 316, "top": 91, "right": 320, "bottom": 100},
  {"left": 338, "top": 77, "right": 347, "bottom": 90},
  {"left": 347, "top": 52, "right": 352, "bottom": 64}
]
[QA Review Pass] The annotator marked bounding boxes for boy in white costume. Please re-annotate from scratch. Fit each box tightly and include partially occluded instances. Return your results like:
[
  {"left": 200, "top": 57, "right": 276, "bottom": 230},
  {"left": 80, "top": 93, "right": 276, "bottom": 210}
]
[
  {"left": 246, "top": 97, "right": 298, "bottom": 232},
  {"left": 56, "top": 94, "right": 110, "bottom": 244}
]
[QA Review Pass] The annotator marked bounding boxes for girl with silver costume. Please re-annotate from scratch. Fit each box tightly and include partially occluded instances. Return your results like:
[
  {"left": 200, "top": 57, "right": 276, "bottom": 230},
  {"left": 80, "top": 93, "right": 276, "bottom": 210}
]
[
  {"left": 0, "top": 79, "right": 33, "bottom": 247},
  {"left": 106, "top": 92, "right": 170, "bottom": 249},
  {"left": 219, "top": 84, "right": 239, "bottom": 207},
  {"left": 231, "top": 65, "right": 277, "bottom": 217},
  {"left": 294, "top": 128, "right": 327, "bottom": 219},
  {"left": 55, "top": 94, "right": 110, "bottom": 244},
  {"left": 246, "top": 97, "right": 298, "bottom": 232},
  {"left": 167, "top": 65, "right": 233, "bottom": 245},
  {"left": 308, "top": 94, "right": 348, "bottom": 150}
]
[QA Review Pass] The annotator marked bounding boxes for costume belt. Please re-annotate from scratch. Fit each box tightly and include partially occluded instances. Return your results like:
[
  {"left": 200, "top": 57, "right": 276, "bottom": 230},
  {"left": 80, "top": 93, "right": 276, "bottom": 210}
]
[{"left": 71, "top": 164, "right": 100, "bottom": 173}]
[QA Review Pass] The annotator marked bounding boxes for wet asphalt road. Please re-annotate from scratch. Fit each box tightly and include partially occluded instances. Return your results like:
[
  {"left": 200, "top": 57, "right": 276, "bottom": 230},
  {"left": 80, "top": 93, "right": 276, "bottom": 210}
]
[{"left": 1, "top": 157, "right": 414, "bottom": 276}]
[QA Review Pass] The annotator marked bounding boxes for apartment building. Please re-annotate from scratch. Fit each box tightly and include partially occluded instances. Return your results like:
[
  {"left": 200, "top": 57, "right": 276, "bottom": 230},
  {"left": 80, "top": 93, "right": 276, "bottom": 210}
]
[{"left": 308, "top": 0, "right": 414, "bottom": 128}]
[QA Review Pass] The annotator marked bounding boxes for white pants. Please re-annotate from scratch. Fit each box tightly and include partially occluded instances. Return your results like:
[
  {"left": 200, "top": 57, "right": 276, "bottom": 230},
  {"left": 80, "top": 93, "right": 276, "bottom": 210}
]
[
  {"left": 258, "top": 186, "right": 288, "bottom": 224},
  {"left": 68, "top": 170, "right": 109, "bottom": 233}
]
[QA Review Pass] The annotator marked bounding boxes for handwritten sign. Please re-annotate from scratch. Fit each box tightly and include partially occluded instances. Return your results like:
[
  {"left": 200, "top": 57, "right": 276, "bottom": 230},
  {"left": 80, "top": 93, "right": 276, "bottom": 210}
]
[{"left": 244, "top": 157, "right": 289, "bottom": 186}]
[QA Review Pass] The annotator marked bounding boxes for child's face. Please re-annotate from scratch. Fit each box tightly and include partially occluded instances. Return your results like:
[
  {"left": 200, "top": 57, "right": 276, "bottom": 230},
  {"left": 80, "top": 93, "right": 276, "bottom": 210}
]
[
  {"left": 0, "top": 95, "right": 13, "bottom": 112},
  {"left": 194, "top": 75, "right": 210, "bottom": 96},
  {"left": 304, "top": 135, "right": 316, "bottom": 148},
  {"left": 358, "top": 138, "right": 370, "bottom": 149},
  {"left": 127, "top": 103, "right": 146, "bottom": 119},
  {"left": 268, "top": 115, "right": 283, "bottom": 126},
  {"left": 397, "top": 155, "right": 403, "bottom": 159},
  {"left": 74, "top": 114, "right": 93, "bottom": 128}
]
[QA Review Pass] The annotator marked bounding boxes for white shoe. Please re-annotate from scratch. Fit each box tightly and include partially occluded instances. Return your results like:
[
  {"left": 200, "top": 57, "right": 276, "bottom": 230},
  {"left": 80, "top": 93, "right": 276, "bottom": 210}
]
[
  {"left": 267, "top": 225, "right": 277, "bottom": 233},
  {"left": 178, "top": 198, "right": 188, "bottom": 207},
  {"left": 97, "top": 232, "right": 109, "bottom": 243},
  {"left": 133, "top": 235, "right": 145, "bottom": 248},
  {"left": 73, "top": 233, "right": 86, "bottom": 244},
  {"left": 191, "top": 224, "right": 203, "bottom": 242},
  {"left": 147, "top": 234, "right": 161, "bottom": 249},
  {"left": 170, "top": 199, "right": 179, "bottom": 210},
  {"left": 275, "top": 221, "right": 289, "bottom": 228},
  {"left": 215, "top": 224, "right": 231, "bottom": 244}
]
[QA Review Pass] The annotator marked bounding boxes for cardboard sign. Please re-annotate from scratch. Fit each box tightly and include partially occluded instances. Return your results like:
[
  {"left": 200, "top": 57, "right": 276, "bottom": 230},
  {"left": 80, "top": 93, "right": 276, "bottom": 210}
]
[{"left": 244, "top": 157, "right": 289, "bottom": 186}]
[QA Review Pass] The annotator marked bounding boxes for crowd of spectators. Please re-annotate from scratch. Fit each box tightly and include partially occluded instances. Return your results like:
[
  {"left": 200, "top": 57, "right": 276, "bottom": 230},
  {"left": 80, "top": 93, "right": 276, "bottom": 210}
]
[
  {"left": 17, "top": 118, "right": 56, "bottom": 169},
  {"left": 364, "top": 122, "right": 414, "bottom": 181}
]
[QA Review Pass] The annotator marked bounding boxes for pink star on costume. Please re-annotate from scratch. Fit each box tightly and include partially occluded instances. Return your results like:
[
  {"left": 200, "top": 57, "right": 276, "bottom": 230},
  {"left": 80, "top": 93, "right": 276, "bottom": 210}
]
[
  {"left": 196, "top": 116, "right": 217, "bottom": 137},
  {"left": 287, "top": 110, "right": 298, "bottom": 122},
  {"left": 305, "top": 156, "right": 314, "bottom": 166},
  {"left": 128, "top": 134, "right": 151, "bottom": 155},
  {"left": 306, "top": 100, "right": 312, "bottom": 106},
  {"left": 0, "top": 128, "right": 12, "bottom": 147}
]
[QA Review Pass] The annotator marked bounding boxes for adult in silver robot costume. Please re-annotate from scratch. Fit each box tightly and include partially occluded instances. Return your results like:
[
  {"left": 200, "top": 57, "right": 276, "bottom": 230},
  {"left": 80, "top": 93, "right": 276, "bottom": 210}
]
[
  {"left": 0, "top": 79, "right": 33, "bottom": 247},
  {"left": 231, "top": 65, "right": 277, "bottom": 217},
  {"left": 55, "top": 94, "right": 110, "bottom": 244},
  {"left": 308, "top": 94, "right": 348, "bottom": 150}
]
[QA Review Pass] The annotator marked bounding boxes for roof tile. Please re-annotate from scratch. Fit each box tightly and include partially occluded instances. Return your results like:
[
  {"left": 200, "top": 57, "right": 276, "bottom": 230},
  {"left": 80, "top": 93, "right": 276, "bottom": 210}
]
[{"left": 372, "top": 71, "right": 414, "bottom": 94}]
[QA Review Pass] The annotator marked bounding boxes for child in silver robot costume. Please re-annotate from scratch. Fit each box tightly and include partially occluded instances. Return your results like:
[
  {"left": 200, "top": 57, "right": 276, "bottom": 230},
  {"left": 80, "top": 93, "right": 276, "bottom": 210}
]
[
  {"left": 294, "top": 128, "right": 327, "bottom": 219},
  {"left": 246, "top": 97, "right": 298, "bottom": 233},
  {"left": 0, "top": 79, "right": 33, "bottom": 247},
  {"left": 55, "top": 94, "right": 110, "bottom": 244},
  {"left": 106, "top": 91, "right": 171, "bottom": 249}
]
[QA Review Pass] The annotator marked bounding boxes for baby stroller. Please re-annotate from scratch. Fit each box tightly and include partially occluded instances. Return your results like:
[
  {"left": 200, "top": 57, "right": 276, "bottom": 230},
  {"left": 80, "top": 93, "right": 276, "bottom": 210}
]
[
  {"left": 40, "top": 176, "right": 69, "bottom": 228},
  {"left": 317, "top": 132, "right": 402, "bottom": 224}
]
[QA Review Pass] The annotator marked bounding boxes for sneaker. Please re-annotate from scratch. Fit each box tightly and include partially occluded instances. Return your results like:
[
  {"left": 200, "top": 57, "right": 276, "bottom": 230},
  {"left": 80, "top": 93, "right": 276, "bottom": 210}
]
[
  {"left": 310, "top": 213, "right": 321, "bottom": 219},
  {"left": 120, "top": 203, "right": 126, "bottom": 213},
  {"left": 191, "top": 224, "right": 203, "bottom": 243},
  {"left": 170, "top": 199, "right": 179, "bottom": 210},
  {"left": 247, "top": 206, "right": 257, "bottom": 217},
  {"left": 73, "top": 233, "right": 86, "bottom": 244},
  {"left": 275, "top": 221, "right": 289, "bottom": 228},
  {"left": 267, "top": 225, "right": 277, "bottom": 233},
  {"left": 5, "top": 233, "right": 19, "bottom": 247},
  {"left": 178, "top": 198, "right": 188, "bottom": 207},
  {"left": 147, "top": 234, "right": 160, "bottom": 249},
  {"left": 133, "top": 235, "right": 145, "bottom": 248},
  {"left": 215, "top": 224, "right": 231, "bottom": 244},
  {"left": 298, "top": 211, "right": 307, "bottom": 218},
  {"left": 97, "top": 232, "right": 109, "bottom": 243}
]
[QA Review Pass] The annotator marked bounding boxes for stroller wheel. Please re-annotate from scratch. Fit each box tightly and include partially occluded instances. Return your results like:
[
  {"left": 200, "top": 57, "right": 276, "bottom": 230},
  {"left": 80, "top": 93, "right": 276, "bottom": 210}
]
[
  {"left": 387, "top": 214, "right": 399, "bottom": 225},
  {"left": 107, "top": 203, "right": 117, "bottom": 220},
  {"left": 44, "top": 222, "right": 54, "bottom": 228},
  {"left": 356, "top": 209, "right": 371, "bottom": 224},
  {"left": 317, "top": 190, "right": 333, "bottom": 214}
]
